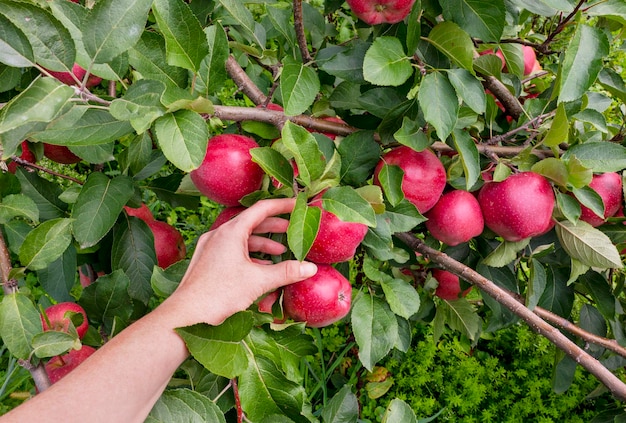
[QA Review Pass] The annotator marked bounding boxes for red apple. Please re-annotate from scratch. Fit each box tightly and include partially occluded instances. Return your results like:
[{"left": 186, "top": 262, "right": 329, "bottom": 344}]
[
  {"left": 190, "top": 134, "right": 265, "bottom": 207},
  {"left": 45, "top": 345, "right": 97, "bottom": 384},
  {"left": 522, "top": 46, "right": 540, "bottom": 75},
  {"left": 346, "top": 0, "right": 415, "bottom": 25},
  {"left": 283, "top": 264, "right": 352, "bottom": 328},
  {"left": 305, "top": 196, "right": 368, "bottom": 264},
  {"left": 257, "top": 289, "right": 286, "bottom": 324},
  {"left": 47, "top": 63, "right": 102, "bottom": 88},
  {"left": 373, "top": 146, "right": 446, "bottom": 213},
  {"left": 478, "top": 172, "right": 555, "bottom": 242},
  {"left": 432, "top": 269, "right": 471, "bottom": 300},
  {"left": 7, "top": 141, "right": 36, "bottom": 173},
  {"left": 578, "top": 172, "right": 623, "bottom": 227},
  {"left": 78, "top": 267, "right": 105, "bottom": 288},
  {"left": 124, "top": 203, "right": 154, "bottom": 222},
  {"left": 43, "top": 144, "right": 81, "bottom": 164},
  {"left": 210, "top": 206, "right": 246, "bottom": 230},
  {"left": 425, "top": 190, "right": 484, "bottom": 246},
  {"left": 41, "top": 302, "right": 89, "bottom": 340},
  {"left": 147, "top": 220, "right": 186, "bottom": 268},
  {"left": 479, "top": 49, "right": 506, "bottom": 70}
]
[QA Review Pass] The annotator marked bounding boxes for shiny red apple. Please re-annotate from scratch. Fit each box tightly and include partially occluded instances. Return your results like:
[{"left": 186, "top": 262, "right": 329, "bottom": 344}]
[
  {"left": 45, "top": 345, "right": 97, "bottom": 384},
  {"left": 43, "top": 144, "right": 81, "bottom": 164},
  {"left": 124, "top": 203, "right": 154, "bottom": 222},
  {"left": 7, "top": 141, "right": 36, "bottom": 173},
  {"left": 41, "top": 302, "right": 89, "bottom": 340},
  {"left": 373, "top": 146, "right": 446, "bottom": 213},
  {"left": 425, "top": 190, "right": 484, "bottom": 246},
  {"left": 283, "top": 264, "right": 352, "bottom": 328},
  {"left": 478, "top": 172, "right": 555, "bottom": 242},
  {"left": 190, "top": 134, "right": 265, "bottom": 206},
  {"left": 346, "top": 0, "right": 416, "bottom": 25},
  {"left": 432, "top": 269, "right": 471, "bottom": 300},
  {"left": 579, "top": 172, "right": 623, "bottom": 227},
  {"left": 305, "top": 195, "right": 368, "bottom": 264},
  {"left": 147, "top": 220, "right": 186, "bottom": 268},
  {"left": 210, "top": 206, "right": 247, "bottom": 230},
  {"left": 46, "top": 63, "right": 102, "bottom": 88}
]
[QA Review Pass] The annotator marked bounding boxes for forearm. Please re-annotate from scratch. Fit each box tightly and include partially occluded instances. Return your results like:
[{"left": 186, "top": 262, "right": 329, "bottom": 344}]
[{"left": 1, "top": 302, "right": 190, "bottom": 423}]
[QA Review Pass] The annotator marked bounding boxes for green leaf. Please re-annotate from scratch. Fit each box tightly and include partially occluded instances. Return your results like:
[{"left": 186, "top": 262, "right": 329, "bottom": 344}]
[
  {"left": 558, "top": 25, "right": 609, "bottom": 103},
  {"left": 451, "top": 129, "right": 480, "bottom": 190},
  {"left": 363, "top": 37, "right": 413, "bottom": 87},
  {"left": 196, "top": 24, "right": 229, "bottom": 96},
  {"left": 393, "top": 118, "right": 430, "bottom": 152},
  {"left": 83, "top": 0, "right": 153, "bottom": 63},
  {"left": 215, "top": 0, "right": 265, "bottom": 48},
  {"left": 441, "top": 0, "right": 505, "bottom": 42},
  {"left": 377, "top": 164, "right": 405, "bottom": 207},
  {"left": 37, "top": 244, "right": 76, "bottom": 303},
  {"left": 280, "top": 57, "right": 320, "bottom": 116},
  {"left": 562, "top": 142, "right": 626, "bottom": 173},
  {"left": 71, "top": 173, "right": 134, "bottom": 249},
  {"left": 532, "top": 157, "right": 568, "bottom": 188},
  {"left": 176, "top": 312, "right": 254, "bottom": 379},
  {"left": 385, "top": 200, "right": 426, "bottom": 232},
  {"left": 598, "top": 68, "right": 626, "bottom": 103},
  {"left": 0, "top": 77, "right": 74, "bottom": 137},
  {"left": 281, "top": 121, "right": 326, "bottom": 186},
  {"left": 382, "top": 399, "right": 418, "bottom": 423},
  {"left": 0, "top": 64, "right": 23, "bottom": 91},
  {"left": 482, "top": 239, "right": 530, "bottom": 268},
  {"left": 79, "top": 270, "right": 134, "bottom": 335},
  {"left": 287, "top": 192, "right": 321, "bottom": 261},
  {"left": 440, "top": 298, "right": 482, "bottom": 341},
  {"left": 29, "top": 106, "right": 134, "bottom": 146},
  {"left": 580, "top": 271, "right": 617, "bottom": 320},
  {"left": 381, "top": 278, "right": 420, "bottom": 319},
  {"left": 321, "top": 385, "right": 358, "bottom": 423},
  {"left": 109, "top": 79, "right": 167, "bottom": 133},
  {"left": 447, "top": 69, "right": 486, "bottom": 114},
  {"left": 151, "top": 262, "right": 187, "bottom": 298},
  {"left": 571, "top": 186, "right": 604, "bottom": 220},
  {"left": 250, "top": 147, "right": 294, "bottom": 189},
  {"left": 19, "top": 218, "right": 72, "bottom": 271},
  {"left": 0, "top": 1, "right": 74, "bottom": 71},
  {"left": 146, "top": 389, "right": 226, "bottom": 423},
  {"left": 152, "top": 0, "right": 209, "bottom": 72},
  {"left": 351, "top": 293, "right": 398, "bottom": 371},
  {"left": 426, "top": 21, "right": 475, "bottom": 72},
  {"left": 542, "top": 102, "right": 569, "bottom": 147},
  {"left": 322, "top": 186, "right": 376, "bottom": 227},
  {"left": 418, "top": 72, "right": 458, "bottom": 141},
  {"left": 15, "top": 170, "right": 67, "bottom": 220},
  {"left": 31, "top": 331, "right": 78, "bottom": 359},
  {"left": 239, "top": 354, "right": 310, "bottom": 423},
  {"left": 555, "top": 220, "right": 622, "bottom": 268},
  {"left": 154, "top": 110, "right": 210, "bottom": 172},
  {"left": 337, "top": 131, "right": 381, "bottom": 186},
  {"left": 0, "top": 293, "right": 41, "bottom": 360},
  {"left": 0, "top": 13, "right": 34, "bottom": 68},
  {"left": 0, "top": 194, "right": 39, "bottom": 224},
  {"left": 317, "top": 42, "right": 368, "bottom": 83},
  {"left": 112, "top": 217, "right": 158, "bottom": 305},
  {"left": 527, "top": 259, "right": 547, "bottom": 310}
]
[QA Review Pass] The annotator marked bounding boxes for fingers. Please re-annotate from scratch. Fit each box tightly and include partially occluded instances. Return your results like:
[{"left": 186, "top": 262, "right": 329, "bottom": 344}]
[
  {"left": 262, "top": 260, "right": 318, "bottom": 288},
  {"left": 230, "top": 198, "right": 296, "bottom": 235},
  {"left": 248, "top": 235, "right": 287, "bottom": 255},
  {"left": 253, "top": 217, "right": 289, "bottom": 234}
]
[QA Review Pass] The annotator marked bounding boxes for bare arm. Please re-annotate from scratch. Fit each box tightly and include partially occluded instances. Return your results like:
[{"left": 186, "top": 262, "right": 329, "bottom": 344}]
[{"left": 0, "top": 198, "right": 317, "bottom": 423}]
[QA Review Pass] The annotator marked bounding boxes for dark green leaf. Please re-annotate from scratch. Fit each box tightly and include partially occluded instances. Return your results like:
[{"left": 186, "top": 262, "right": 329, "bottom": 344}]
[
  {"left": 251, "top": 147, "right": 294, "bottom": 189},
  {"left": 337, "top": 131, "right": 380, "bottom": 186},
  {"left": 425, "top": 21, "right": 475, "bottom": 72},
  {"left": 376, "top": 164, "right": 405, "bottom": 207},
  {"left": 381, "top": 278, "right": 420, "bottom": 319},
  {"left": 441, "top": 0, "right": 505, "bottom": 42},
  {"left": 580, "top": 271, "right": 617, "bottom": 320},
  {"left": 16, "top": 169, "right": 67, "bottom": 220},
  {"left": 451, "top": 129, "right": 480, "bottom": 190},
  {"left": 215, "top": 0, "right": 265, "bottom": 47},
  {"left": 482, "top": 239, "right": 530, "bottom": 268},
  {"left": 154, "top": 110, "right": 209, "bottom": 172},
  {"left": 152, "top": 0, "right": 209, "bottom": 72},
  {"left": 37, "top": 244, "right": 76, "bottom": 303},
  {"left": 280, "top": 57, "right": 320, "bottom": 116},
  {"left": 418, "top": 72, "right": 458, "bottom": 140},
  {"left": 72, "top": 173, "right": 134, "bottom": 249},
  {"left": 19, "top": 218, "right": 72, "bottom": 271},
  {"left": 79, "top": 270, "right": 134, "bottom": 335},
  {"left": 537, "top": 266, "right": 575, "bottom": 318},
  {"left": 571, "top": 185, "right": 604, "bottom": 221},
  {"left": 146, "top": 389, "right": 226, "bottom": 423},
  {"left": 447, "top": 69, "right": 486, "bottom": 114},
  {"left": 563, "top": 142, "right": 626, "bottom": 173},
  {"left": 0, "top": 13, "right": 34, "bottom": 68},
  {"left": 281, "top": 121, "right": 326, "bottom": 186},
  {"left": 196, "top": 24, "right": 229, "bottom": 96},
  {"left": 527, "top": 259, "right": 547, "bottom": 310},
  {"left": 0, "top": 194, "right": 39, "bottom": 224},
  {"left": 321, "top": 385, "right": 358, "bottom": 423},
  {"left": 109, "top": 79, "right": 167, "bottom": 133},
  {"left": 317, "top": 42, "right": 368, "bottom": 83}
]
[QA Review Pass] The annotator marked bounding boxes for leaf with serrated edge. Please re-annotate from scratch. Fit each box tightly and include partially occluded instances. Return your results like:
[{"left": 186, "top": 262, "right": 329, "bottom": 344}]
[
  {"left": 555, "top": 220, "right": 622, "bottom": 268},
  {"left": 281, "top": 121, "right": 325, "bottom": 186},
  {"left": 0, "top": 293, "right": 41, "bottom": 360},
  {"left": 0, "top": 194, "right": 39, "bottom": 224},
  {"left": 287, "top": 192, "right": 321, "bottom": 261},
  {"left": 382, "top": 398, "right": 419, "bottom": 423},
  {"left": 381, "top": 278, "right": 420, "bottom": 319},
  {"left": 482, "top": 239, "right": 530, "bottom": 268},
  {"left": 0, "top": 14, "right": 34, "bottom": 68},
  {"left": 147, "top": 389, "right": 226, "bottom": 423},
  {"left": 442, "top": 298, "right": 482, "bottom": 341},
  {"left": 322, "top": 186, "right": 376, "bottom": 227},
  {"left": 19, "top": 218, "right": 73, "bottom": 271},
  {"left": 31, "top": 331, "right": 78, "bottom": 359},
  {"left": 154, "top": 110, "right": 209, "bottom": 172}
]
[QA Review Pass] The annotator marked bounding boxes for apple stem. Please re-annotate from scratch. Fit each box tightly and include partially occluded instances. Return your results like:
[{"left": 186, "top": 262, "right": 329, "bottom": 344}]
[{"left": 231, "top": 377, "right": 244, "bottom": 423}]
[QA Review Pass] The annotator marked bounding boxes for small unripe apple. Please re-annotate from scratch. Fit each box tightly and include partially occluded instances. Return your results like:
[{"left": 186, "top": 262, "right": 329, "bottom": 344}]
[
  {"left": 305, "top": 196, "right": 368, "bottom": 264},
  {"left": 190, "top": 134, "right": 265, "bottom": 207},
  {"left": 283, "top": 264, "right": 352, "bottom": 328},
  {"left": 346, "top": 0, "right": 416, "bottom": 25},
  {"left": 373, "top": 146, "right": 446, "bottom": 213},
  {"left": 7, "top": 141, "right": 36, "bottom": 173},
  {"left": 45, "top": 345, "right": 97, "bottom": 384},
  {"left": 43, "top": 144, "right": 81, "bottom": 164},
  {"left": 41, "top": 302, "right": 89, "bottom": 340},
  {"left": 432, "top": 269, "right": 471, "bottom": 300},
  {"left": 425, "top": 190, "right": 484, "bottom": 246},
  {"left": 147, "top": 220, "right": 186, "bottom": 268},
  {"left": 579, "top": 172, "right": 623, "bottom": 227},
  {"left": 124, "top": 203, "right": 154, "bottom": 222},
  {"left": 478, "top": 172, "right": 555, "bottom": 242}
]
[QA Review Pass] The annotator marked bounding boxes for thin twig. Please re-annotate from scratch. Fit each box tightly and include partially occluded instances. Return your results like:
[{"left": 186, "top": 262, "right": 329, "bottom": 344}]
[
  {"left": 293, "top": 0, "right": 313, "bottom": 63},
  {"left": 10, "top": 157, "right": 84, "bottom": 185},
  {"left": 395, "top": 232, "right": 626, "bottom": 402}
]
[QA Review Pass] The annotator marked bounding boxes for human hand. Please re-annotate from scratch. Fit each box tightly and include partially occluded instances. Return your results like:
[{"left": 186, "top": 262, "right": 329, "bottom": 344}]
[{"left": 160, "top": 198, "right": 318, "bottom": 326}]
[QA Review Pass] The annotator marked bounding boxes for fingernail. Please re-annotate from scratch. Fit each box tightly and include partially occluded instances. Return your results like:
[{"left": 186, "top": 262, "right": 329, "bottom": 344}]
[{"left": 300, "top": 262, "right": 318, "bottom": 278}]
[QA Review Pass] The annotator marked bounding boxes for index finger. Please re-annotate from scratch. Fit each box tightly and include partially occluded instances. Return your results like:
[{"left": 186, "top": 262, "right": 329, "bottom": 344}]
[{"left": 230, "top": 198, "right": 296, "bottom": 235}]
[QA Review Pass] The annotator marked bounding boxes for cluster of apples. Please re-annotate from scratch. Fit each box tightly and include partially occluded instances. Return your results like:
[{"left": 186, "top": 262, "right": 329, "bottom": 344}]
[{"left": 40, "top": 302, "right": 96, "bottom": 384}]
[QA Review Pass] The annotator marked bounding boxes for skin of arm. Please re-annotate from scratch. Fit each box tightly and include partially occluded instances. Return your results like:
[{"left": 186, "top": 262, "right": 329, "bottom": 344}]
[{"left": 0, "top": 198, "right": 317, "bottom": 423}]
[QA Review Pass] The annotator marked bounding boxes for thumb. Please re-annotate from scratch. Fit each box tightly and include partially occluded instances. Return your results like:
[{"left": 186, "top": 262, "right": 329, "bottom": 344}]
[{"left": 269, "top": 260, "right": 318, "bottom": 287}]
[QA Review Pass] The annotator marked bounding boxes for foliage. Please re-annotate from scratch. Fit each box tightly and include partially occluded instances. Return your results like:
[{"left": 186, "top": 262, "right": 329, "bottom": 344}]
[{"left": 0, "top": 0, "right": 626, "bottom": 421}]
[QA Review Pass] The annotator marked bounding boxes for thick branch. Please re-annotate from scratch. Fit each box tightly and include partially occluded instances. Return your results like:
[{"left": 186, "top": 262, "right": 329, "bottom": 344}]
[
  {"left": 293, "top": 0, "right": 313, "bottom": 63},
  {"left": 481, "top": 75, "right": 524, "bottom": 120},
  {"left": 394, "top": 232, "right": 626, "bottom": 402},
  {"left": 0, "top": 231, "right": 16, "bottom": 296},
  {"left": 225, "top": 56, "right": 268, "bottom": 105}
]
